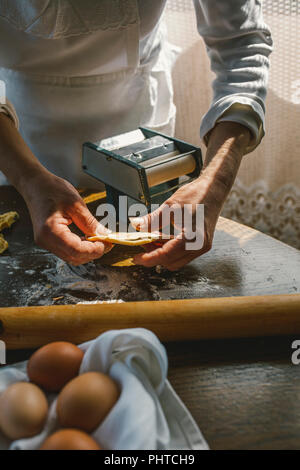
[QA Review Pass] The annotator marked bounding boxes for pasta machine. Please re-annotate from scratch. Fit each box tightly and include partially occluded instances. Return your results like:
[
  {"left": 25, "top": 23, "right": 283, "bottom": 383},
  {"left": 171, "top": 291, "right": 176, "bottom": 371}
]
[{"left": 82, "top": 127, "right": 202, "bottom": 218}]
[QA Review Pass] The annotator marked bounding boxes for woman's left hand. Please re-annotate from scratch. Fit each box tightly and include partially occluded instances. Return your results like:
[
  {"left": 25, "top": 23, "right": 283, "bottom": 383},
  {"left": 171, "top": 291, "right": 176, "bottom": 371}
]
[{"left": 131, "top": 122, "right": 251, "bottom": 271}]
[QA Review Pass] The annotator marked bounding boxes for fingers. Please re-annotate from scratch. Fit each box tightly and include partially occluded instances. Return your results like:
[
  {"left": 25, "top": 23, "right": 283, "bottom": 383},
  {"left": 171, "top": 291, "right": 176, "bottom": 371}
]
[
  {"left": 165, "top": 241, "right": 212, "bottom": 270},
  {"left": 65, "top": 199, "right": 113, "bottom": 256},
  {"left": 133, "top": 237, "right": 185, "bottom": 268},
  {"left": 29, "top": 175, "right": 114, "bottom": 265},
  {"left": 35, "top": 214, "right": 112, "bottom": 265},
  {"left": 134, "top": 235, "right": 211, "bottom": 271},
  {"left": 130, "top": 204, "right": 166, "bottom": 232},
  {"left": 67, "top": 199, "right": 100, "bottom": 236},
  {"left": 162, "top": 252, "right": 199, "bottom": 271},
  {"left": 95, "top": 223, "right": 112, "bottom": 235}
]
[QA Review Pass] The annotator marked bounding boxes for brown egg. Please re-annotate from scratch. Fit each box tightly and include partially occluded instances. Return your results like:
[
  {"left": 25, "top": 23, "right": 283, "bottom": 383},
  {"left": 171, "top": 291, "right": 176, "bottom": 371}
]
[
  {"left": 40, "top": 429, "right": 101, "bottom": 450},
  {"left": 27, "top": 342, "right": 84, "bottom": 392},
  {"left": 57, "top": 372, "right": 120, "bottom": 433},
  {"left": 0, "top": 382, "right": 48, "bottom": 440}
]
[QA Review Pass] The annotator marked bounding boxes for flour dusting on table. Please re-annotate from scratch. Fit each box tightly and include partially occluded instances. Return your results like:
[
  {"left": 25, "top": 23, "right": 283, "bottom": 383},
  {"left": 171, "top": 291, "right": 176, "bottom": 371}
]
[{"left": 0, "top": 251, "right": 226, "bottom": 307}]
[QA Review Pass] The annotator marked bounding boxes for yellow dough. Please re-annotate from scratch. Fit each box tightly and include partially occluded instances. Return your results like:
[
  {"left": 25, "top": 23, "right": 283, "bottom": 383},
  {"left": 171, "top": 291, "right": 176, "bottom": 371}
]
[
  {"left": 83, "top": 191, "right": 106, "bottom": 204},
  {"left": 96, "top": 244, "right": 139, "bottom": 267},
  {"left": 111, "top": 257, "right": 135, "bottom": 267},
  {"left": 0, "top": 211, "right": 19, "bottom": 231},
  {"left": 0, "top": 211, "right": 19, "bottom": 254},
  {"left": 0, "top": 234, "right": 8, "bottom": 254},
  {"left": 87, "top": 232, "right": 160, "bottom": 246}
]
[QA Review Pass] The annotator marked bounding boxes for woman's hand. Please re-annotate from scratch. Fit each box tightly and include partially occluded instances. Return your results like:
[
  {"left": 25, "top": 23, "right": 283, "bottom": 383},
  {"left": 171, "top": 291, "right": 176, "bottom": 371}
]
[
  {"left": 23, "top": 172, "right": 111, "bottom": 265},
  {"left": 0, "top": 114, "right": 111, "bottom": 265},
  {"left": 131, "top": 122, "right": 251, "bottom": 270}
]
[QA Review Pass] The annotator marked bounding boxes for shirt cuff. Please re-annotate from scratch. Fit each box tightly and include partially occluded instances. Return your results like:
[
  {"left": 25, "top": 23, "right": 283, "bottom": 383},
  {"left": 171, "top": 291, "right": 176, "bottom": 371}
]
[
  {"left": 200, "top": 97, "right": 265, "bottom": 154},
  {"left": 0, "top": 100, "right": 19, "bottom": 130},
  {"left": 216, "top": 103, "right": 264, "bottom": 153}
]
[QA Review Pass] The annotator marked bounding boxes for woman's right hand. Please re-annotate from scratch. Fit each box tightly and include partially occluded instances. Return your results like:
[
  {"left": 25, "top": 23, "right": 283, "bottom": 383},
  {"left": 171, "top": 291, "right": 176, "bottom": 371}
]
[
  {"left": 0, "top": 113, "right": 110, "bottom": 264},
  {"left": 22, "top": 171, "right": 112, "bottom": 265}
]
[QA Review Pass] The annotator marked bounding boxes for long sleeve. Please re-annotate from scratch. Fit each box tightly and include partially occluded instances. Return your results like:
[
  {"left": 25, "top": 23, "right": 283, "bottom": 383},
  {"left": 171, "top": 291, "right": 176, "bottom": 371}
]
[
  {"left": 193, "top": 0, "right": 273, "bottom": 152},
  {"left": 0, "top": 100, "right": 19, "bottom": 129}
]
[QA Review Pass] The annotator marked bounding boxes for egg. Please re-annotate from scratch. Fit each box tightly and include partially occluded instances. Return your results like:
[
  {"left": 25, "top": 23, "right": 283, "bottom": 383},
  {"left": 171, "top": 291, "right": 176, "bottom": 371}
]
[
  {"left": 0, "top": 382, "right": 48, "bottom": 440},
  {"left": 57, "top": 372, "right": 120, "bottom": 432},
  {"left": 40, "top": 429, "right": 101, "bottom": 450},
  {"left": 27, "top": 342, "right": 84, "bottom": 392}
]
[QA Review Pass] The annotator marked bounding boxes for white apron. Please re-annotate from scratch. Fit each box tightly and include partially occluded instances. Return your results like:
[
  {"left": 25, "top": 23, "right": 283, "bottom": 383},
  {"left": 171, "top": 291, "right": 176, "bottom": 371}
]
[{"left": 0, "top": 0, "right": 176, "bottom": 188}]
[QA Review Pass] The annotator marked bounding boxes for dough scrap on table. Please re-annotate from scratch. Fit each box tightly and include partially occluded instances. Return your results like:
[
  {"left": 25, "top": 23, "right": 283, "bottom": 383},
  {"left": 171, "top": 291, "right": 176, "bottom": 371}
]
[
  {"left": 0, "top": 211, "right": 19, "bottom": 231},
  {"left": 111, "top": 257, "right": 135, "bottom": 267},
  {"left": 87, "top": 232, "right": 160, "bottom": 246},
  {"left": 0, "top": 211, "right": 19, "bottom": 254},
  {"left": 95, "top": 244, "right": 141, "bottom": 267},
  {"left": 0, "top": 234, "right": 8, "bottom": 254}
]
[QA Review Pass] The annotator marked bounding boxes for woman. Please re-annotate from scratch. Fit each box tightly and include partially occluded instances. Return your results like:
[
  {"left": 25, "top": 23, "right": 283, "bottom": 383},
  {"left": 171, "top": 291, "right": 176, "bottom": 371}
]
[{"left": 0, "top": 0, "right": 272, "bottom": 269}]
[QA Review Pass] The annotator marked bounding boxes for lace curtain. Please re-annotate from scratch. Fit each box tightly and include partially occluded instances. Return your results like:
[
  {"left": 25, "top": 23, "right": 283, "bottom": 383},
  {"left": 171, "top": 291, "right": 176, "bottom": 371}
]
[{"left": 165, "top": 0, "right": 300, "bottom": 249}]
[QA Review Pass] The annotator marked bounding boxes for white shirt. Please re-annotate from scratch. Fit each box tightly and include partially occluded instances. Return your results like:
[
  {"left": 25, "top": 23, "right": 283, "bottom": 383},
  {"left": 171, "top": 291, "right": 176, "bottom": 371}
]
[{"left": 0, "top": 0, "right": 272, "bottom": 186}]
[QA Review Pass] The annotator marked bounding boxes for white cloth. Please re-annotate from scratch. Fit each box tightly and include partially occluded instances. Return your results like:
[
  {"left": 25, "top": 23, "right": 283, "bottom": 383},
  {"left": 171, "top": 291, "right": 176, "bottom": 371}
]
[
  {"left": 0, "top": 328, "right": 208, "bottom": 450},
  {"left": 0, "top": 0, "right": 272, "bottom": 187}
]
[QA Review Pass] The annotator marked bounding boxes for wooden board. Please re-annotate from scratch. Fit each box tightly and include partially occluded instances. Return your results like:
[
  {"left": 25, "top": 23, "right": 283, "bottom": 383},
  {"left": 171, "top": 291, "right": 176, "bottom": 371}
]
[
  {"left": 0, "top": 185, "right": 299, "bottom": 308},
  {"left": 0, "top": 186, "right": 300, "bottom": 349}
]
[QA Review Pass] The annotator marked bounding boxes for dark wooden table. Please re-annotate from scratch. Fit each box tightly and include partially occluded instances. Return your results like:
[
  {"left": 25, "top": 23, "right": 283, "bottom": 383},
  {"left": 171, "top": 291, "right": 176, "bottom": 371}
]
[{"left": 1, "top": 186, "right": 300, "bottom": 449}]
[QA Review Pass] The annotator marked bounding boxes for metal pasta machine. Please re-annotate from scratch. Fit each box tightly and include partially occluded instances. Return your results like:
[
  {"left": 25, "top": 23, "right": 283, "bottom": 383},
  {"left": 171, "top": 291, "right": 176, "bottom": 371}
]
[{"left": 82, "top": 127, "right": 202, "bottom": 220}]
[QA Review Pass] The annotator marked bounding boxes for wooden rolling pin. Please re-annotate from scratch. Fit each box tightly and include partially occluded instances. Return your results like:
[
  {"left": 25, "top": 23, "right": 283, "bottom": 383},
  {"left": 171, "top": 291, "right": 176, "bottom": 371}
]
[{"left": 0, "top": 294, "right": 299, "bottom": 349}]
